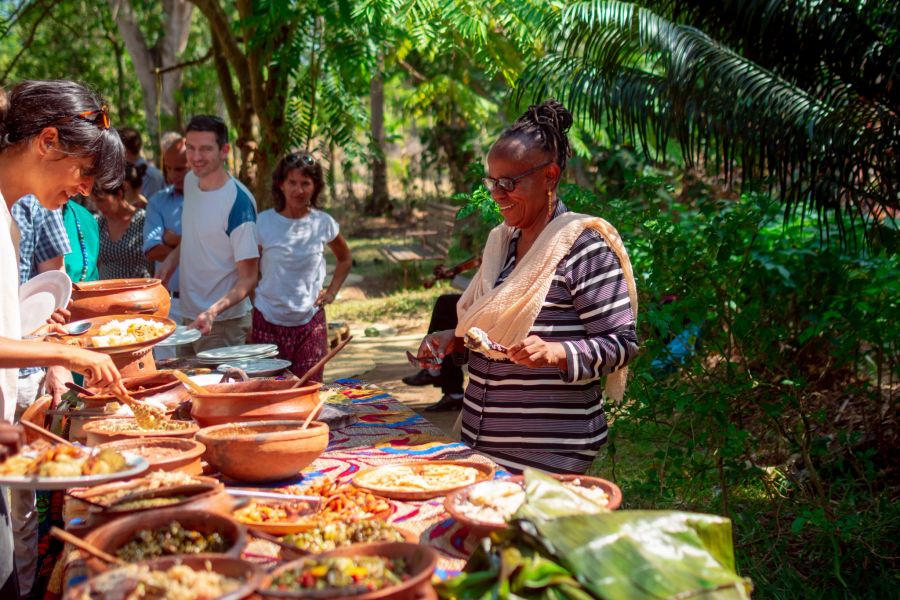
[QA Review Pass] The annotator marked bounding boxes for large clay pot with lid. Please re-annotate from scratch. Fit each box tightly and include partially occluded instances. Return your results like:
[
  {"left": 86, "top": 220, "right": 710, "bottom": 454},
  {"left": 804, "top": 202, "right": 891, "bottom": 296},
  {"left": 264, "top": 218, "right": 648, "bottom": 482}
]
[{"left": 69, "top": 278, "right": 170, "bottom": 321}]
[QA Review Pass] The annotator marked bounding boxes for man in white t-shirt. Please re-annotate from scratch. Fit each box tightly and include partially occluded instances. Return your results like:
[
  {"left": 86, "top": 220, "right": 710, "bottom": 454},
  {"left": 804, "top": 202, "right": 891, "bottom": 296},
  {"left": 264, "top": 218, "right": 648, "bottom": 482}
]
[{"left": 158, "top": 115, "right": 259, "bottom": 353}]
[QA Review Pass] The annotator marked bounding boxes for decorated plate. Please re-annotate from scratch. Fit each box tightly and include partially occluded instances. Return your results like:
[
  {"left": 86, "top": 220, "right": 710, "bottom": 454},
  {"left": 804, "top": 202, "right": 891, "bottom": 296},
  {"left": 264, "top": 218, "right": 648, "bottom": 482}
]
[
  {"left": 0, "top": 449, "right": 148, "bottom": 490},
  {"left": 351, "top": 460, "right": 495, "bottom": 501}
]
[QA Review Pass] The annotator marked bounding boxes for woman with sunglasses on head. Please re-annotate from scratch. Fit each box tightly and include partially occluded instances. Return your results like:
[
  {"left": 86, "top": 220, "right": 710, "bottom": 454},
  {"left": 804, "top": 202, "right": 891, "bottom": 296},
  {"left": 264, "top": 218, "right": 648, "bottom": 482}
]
[
  {"left": 0, "top": 79, "right": 127, "bottom": 597},
  {"left": 250, "top": 153, "right": 352, "bottom": 381},
  {"left": 412, "top": 100, "right": 639, "bottom": 475}
]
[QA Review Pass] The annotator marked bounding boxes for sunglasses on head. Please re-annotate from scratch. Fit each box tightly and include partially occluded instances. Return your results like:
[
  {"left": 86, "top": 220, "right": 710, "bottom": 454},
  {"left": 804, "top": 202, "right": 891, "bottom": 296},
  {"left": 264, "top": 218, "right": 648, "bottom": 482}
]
[
  {"left": 73, "top": 105, "right": 110, "bottom": 130},
  {"left": 482, "top": 159, "right": 552, "bottom": 193},
  {"left": 285, "top": 153, "right": 316, "bottom": 167}
]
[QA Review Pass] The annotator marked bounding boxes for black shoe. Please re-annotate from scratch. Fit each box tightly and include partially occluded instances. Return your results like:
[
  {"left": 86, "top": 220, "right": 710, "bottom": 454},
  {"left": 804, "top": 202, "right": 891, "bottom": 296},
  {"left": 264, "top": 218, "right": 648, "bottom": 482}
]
[
  {"left": 424, "top": 394, "right": 463, "bottom": 412},
  {"left": 402, "top": 369, "right": 442, "bottom": 387}
]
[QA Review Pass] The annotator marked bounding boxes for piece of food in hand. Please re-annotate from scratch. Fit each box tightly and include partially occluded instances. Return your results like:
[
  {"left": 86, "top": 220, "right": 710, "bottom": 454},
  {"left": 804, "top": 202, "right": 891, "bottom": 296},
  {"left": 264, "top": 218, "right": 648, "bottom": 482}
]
[{"left": 463, "top": 327, "right": 509, "bottom": 359}]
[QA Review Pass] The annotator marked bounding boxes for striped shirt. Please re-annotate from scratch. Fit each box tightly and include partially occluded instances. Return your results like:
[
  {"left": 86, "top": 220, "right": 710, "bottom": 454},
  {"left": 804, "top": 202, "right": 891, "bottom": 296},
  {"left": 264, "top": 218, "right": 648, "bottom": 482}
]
[{"left": 462, "top": 201, "right": 638, "bottom": 474}]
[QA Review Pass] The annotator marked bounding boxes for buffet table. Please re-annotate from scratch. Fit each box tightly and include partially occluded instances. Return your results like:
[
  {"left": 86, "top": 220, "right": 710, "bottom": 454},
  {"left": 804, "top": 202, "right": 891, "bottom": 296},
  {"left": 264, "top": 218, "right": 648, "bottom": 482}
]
[{"left": 58, "top": 378, "right": 498, "bottom": 593}]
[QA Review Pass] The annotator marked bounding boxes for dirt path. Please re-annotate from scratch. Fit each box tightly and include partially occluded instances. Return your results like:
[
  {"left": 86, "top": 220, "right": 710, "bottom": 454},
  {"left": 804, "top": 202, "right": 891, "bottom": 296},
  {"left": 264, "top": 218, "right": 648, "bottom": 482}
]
[{"left": 323, "top": 328, "right": 459, "bottom": 437}]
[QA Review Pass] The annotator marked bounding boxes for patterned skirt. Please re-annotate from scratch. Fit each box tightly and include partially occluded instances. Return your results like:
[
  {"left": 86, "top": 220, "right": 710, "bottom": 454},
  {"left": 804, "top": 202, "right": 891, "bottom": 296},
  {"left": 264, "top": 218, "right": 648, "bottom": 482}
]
[{"left": 251, "top": 308, "right": 328, "bottom": 381}]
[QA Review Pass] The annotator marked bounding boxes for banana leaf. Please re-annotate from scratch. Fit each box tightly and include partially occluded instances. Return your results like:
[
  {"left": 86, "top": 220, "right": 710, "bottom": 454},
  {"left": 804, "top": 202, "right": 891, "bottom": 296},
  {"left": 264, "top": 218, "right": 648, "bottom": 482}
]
[
  {"left": 512, "top": 470, "right": 753, "bottom": 600},
  {"left": 438, "top": 471, "right": 752, "bottom": 599}
]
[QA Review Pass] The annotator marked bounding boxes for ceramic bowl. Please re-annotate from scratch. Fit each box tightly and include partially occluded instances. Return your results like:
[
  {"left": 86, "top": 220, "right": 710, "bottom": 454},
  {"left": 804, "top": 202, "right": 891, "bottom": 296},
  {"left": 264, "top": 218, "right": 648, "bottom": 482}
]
[
  {"left": 83, "top": 507, "right": 247, "bottom": 574},
  {"left": 65, "top": 555, "right": 261, "bottom": 600},
  {"left": 190, "top": 379, "right": 321, "bottom": 427},
  {"left": 443, "top": 474, "right": 623, "bottom": 538},
  {"left": 260, "top": 541, "right": 438, "bottom": 600},
  {"left": 79, "top": 371, "right": 188, "bottom": 409},
  {"left": 97, "top": 437, "right": 206, "bottom": 475},
  {"left": 82, "top": 418, "right": 199, "bottom": 446},
  {"left": 196, "top": 420, "right": 329, "bottom": 483}
]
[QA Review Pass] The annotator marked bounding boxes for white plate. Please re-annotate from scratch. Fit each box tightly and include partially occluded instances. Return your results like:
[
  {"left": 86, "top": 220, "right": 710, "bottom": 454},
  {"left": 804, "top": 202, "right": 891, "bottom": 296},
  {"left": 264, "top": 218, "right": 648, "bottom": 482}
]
[
  {"left": 19, "top": 292, "right": 58, "bottom": 335},
  {"left": 216, "top": 358, "right": 291, "bottom": 377},
  {"left": 196, "top": 344, "right": 278, "bottom": 362},
  {"left": 193, "top": 348, "right": 280, "bottom": 365},
  {"left": 0, "top": 450, "right": 149, "bottom": 490},
  {"left": 155, "top": 325, "right": 202, "bottom": 347},
  {"left": 20, "top": 270, "right": 72, "bottom": 311}
]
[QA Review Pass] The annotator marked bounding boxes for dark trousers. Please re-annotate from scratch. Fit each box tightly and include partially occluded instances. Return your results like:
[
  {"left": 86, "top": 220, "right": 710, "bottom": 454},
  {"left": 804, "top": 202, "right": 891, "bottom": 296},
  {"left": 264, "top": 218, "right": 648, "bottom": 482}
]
[{"left": 429, "top": 294, "right": 464, "bottom": 395}]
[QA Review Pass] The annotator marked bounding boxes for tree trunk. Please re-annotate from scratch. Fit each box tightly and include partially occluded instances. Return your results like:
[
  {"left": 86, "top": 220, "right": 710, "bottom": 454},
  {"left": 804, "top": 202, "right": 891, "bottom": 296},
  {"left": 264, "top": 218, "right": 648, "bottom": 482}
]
[
  {"left": 106, "top": 0, "right": 193, "bottom": 145},
  {"left": 366, "top": 68, "right": 389, "bottom": 215}
]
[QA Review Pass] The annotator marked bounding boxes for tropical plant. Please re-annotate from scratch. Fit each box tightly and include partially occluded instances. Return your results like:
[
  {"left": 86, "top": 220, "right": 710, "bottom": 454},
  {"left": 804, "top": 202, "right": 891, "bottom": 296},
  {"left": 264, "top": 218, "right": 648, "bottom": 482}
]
[{"left": 517, "top": 0, "right": 899, "bottom": 246}]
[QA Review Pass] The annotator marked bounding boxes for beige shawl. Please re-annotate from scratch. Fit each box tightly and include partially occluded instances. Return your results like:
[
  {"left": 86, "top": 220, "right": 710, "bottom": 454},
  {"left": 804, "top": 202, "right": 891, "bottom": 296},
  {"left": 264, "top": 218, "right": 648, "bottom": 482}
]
[{"left": 455, "top": 211, "right": 638, "bottom": 402}]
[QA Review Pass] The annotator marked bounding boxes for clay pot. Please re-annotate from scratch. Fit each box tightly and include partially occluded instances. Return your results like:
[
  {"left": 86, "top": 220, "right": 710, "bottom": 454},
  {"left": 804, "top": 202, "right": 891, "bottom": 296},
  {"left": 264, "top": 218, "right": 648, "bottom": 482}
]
[
  {"left": 69, "top": 278, "right": 171, "bottom": 321},
  {"left": 443, "top": 474, "right": 623, "bottom": 538},
  {"left": 82, "top": 418, "right": 199, "bottom": 446},
  {"left": 83, "top": 507, "right": 247, "bottom": 574},
  {"left": 97, "top": 437, "right": 207, "bottom": 475},
  {"left": 261, "top": 541, "right": 438, "bottom": 600},
  {"left": 190, "top": 379, "right": 321, "bottom": 427},
  {"left": 196, "top": 420, "right": 329, "bottom": 483},
  {"left": 67, "top": 556, "right": 261, "bottom": 600},
  {"left": 80, "top": 372, "right": 188, "bottom": 410}
]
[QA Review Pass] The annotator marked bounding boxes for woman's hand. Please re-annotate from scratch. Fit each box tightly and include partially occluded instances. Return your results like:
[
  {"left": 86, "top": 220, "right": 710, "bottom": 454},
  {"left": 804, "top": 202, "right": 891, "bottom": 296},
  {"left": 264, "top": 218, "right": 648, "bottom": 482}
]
[
  {"left": 315, "top": 290, "right": 336, "bottom": 306},
  {"left": 44, "top": 365, "right": 73, "bottom": 409},
  {"left": 508, "top": 336, "right": 568, "bottom": 371},
  {"left": 415, "top": 329, "right": 461, "bottom": 369},
  {"left": 189, "top": 310, "right": 215, "bottom": 335},
  {"left": 61, "top": 347, "right": 124, "bottom": 393}
]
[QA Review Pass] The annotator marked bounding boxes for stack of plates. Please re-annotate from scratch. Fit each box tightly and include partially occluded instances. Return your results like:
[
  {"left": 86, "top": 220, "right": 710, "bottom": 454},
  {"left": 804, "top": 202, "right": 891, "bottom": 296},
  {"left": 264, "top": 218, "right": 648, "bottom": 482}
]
[
  {"left": 195, "top": 344, "right": 291, "bottom": 377},
  {"left": 194, "top": 344, "right": 279, "bottom": 364}
]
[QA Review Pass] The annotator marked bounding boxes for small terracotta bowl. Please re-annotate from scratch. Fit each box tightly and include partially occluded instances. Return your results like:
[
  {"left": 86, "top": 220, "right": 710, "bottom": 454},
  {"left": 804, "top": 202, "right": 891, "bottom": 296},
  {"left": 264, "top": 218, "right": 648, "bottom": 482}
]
[
  {"left": 66, "top": 556, "right": 261, "bottom": 600},
  {"left": 97, "top": 437, "right": 206, "bottom": 475},
  {"left": 83, "top": 507, "right": 247, "bottom": 574},
  {"left": 260, "top": 541, "right": 438, "bottom": 600},
  {"left": 82, "top": 418, "right": 199, "bottom": 446},
  {"left": 190, "top": 379, "right": 321, "bottom": 427},
  {"left": 196, "top": 420, "right": 329, "bottom": 483}
]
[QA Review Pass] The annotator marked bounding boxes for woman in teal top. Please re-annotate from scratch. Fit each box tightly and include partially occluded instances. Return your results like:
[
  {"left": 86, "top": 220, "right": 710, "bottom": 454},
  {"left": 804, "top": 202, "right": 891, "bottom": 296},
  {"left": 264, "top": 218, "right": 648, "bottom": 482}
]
[{"left": 61, "top": 199, "right": 99, "bottom": 282}]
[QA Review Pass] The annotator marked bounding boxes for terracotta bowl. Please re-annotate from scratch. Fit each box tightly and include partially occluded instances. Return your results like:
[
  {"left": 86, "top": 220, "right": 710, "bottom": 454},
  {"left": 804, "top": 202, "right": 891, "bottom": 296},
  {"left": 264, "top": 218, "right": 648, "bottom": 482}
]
[
  {"left": 66, "top": 555, "right": 261, "bottom": 600},
  {"left": 84, "top": 507, "right": 247, "bottom": 574},
  {"left": 97, "top": 437, "right": 206, "bottom": 475},
  {"left": 190, "top": 379, "right": 321, "bottom": 427},
  {"left": 82, "top": 418, "right": 199, "bottom": 446},
  {"left": 196, "top": 420, "right": 329, "bottom": 483},
  {"left": 79, "top": 372, "right": 188, "bottom": 409},
  {"left": 444, "top": 474, "right": 623, "bottom": 538},
  {"left": 69, "top": 277, "right": 171, "bottom": 321},
  {"left": 260, "top": 541, "right": 438, "bottom": 600}
]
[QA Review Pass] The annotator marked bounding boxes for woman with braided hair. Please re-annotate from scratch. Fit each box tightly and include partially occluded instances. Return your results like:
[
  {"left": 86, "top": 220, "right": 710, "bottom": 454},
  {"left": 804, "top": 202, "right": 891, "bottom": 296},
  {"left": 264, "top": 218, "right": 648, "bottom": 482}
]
[{"left": 413, "top": 100, "right": 638, "bottom": 474}]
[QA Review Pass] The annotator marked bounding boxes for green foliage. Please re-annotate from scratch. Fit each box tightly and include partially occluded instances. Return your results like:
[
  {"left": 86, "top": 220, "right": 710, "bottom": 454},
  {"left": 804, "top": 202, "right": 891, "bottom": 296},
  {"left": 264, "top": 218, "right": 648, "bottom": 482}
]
[{"left": 516, "top": 0, "right": 899, "bottom": 245}]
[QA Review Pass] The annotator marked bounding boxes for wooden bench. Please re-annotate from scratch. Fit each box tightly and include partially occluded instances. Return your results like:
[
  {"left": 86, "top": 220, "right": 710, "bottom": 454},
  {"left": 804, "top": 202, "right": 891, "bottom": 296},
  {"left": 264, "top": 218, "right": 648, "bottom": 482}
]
[{"left": 380, "top": 201, "right": 460, "bottom": 287}]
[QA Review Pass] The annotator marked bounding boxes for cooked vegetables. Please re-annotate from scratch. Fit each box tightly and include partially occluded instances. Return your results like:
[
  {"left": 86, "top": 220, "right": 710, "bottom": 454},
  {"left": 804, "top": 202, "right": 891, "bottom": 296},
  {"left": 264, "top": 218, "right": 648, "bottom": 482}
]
[
  {"left": 281, "top": 520, "right": 405, "bottom": 554},
  {"left": 269, "top": 556, "right": 408, "bottom": 594},
  {"left": 73, "top": 562, "right": 241, "bottom": 600},
  {"left": 0, "top": 444, "right": 128, "bottom": 478},
  {"left": 115, "top": 522, "right": 228, "bottom": 562}
]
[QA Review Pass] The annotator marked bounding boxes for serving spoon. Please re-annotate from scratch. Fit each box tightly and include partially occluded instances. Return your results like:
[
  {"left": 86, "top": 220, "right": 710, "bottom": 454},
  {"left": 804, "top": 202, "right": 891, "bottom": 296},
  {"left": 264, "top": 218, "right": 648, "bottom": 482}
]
[
  {"left": 50, "top": 526, "right": 125, "bottom": 567},
  {"left": 23, "top": 321, "right": 91, "bottom": 340}
]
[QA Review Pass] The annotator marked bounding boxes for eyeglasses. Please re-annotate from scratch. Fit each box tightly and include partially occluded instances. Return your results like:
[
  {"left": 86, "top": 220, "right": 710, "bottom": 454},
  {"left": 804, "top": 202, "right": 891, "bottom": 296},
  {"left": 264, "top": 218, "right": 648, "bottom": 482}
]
[
  {"left": 285, "top": 153, "right": 316, "bottom": 167},
  {"left": 483, "top": 160, "right": 552, "bottom": 193},
  {"left": 74, "top": 105, "right": 110, "bottom": 130}
]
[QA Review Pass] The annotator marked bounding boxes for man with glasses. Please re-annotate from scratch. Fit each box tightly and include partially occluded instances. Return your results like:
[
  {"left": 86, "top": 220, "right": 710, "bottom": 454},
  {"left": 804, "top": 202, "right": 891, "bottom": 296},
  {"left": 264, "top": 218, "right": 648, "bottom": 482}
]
[{"left": 158, "top": 115, "right": 259, "bottom": 353}]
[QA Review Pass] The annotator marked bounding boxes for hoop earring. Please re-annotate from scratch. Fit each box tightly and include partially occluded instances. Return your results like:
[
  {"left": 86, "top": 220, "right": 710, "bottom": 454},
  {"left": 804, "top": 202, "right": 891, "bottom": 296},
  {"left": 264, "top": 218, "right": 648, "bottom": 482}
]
[{"left": 547, "top": 189, "right": 553, "bottom": 218}]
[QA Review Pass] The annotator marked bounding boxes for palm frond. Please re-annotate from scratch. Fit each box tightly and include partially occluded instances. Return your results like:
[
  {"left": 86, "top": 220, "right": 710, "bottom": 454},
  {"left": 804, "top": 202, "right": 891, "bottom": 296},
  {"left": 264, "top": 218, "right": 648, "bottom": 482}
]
[{"left": 517, "top": 0, "right": 899, "bottom": 246}]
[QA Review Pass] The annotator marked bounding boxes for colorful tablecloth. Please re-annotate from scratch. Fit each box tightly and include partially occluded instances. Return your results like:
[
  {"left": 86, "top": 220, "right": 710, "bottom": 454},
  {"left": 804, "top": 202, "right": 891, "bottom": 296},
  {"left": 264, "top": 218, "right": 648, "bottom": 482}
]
[{"left": 58, "top": 379, "right": 500, "bottom": 593}]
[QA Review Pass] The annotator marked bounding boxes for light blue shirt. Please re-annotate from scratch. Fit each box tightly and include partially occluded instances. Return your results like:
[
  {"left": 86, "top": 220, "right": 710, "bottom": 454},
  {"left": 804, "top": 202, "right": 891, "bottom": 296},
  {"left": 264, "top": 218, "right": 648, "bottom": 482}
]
[{"left": 142, "top": 185, "right": 183, "bottom": 292}]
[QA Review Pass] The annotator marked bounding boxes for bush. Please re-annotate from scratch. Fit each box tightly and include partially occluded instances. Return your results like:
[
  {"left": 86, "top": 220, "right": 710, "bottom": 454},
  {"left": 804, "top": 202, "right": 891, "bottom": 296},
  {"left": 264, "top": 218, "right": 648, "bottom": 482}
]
[{"left": 461, "top": 161, "right": 899, "bottom": 598}]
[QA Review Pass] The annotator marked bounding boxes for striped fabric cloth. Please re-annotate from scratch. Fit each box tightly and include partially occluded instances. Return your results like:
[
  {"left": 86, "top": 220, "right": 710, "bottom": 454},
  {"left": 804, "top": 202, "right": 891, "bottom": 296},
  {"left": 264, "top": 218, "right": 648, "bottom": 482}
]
[{"left": 461, "top": 201, "right": 638, "bottom": 474}]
